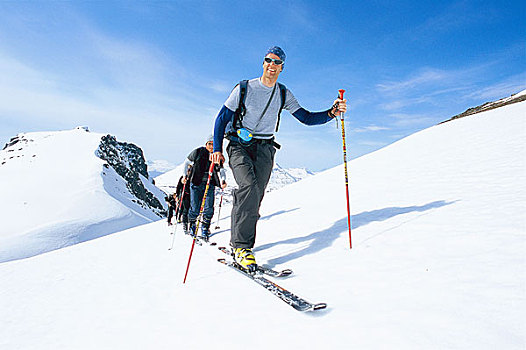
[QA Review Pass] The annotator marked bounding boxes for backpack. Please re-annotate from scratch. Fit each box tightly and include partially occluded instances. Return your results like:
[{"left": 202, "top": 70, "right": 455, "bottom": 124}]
[
  {"left": 231, "top": 80, "right": 287, "bottom": 134},
  {"left": 188, "top": 147, "right": 220, "bottom": 186}
]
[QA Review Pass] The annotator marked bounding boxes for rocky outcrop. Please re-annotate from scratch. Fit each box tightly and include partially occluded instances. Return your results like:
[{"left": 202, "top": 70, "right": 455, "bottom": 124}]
[
  {"left": 2, "top": 135, "right": 32, "bottom": 150},
  {"left": 96, "top": 135, "right": 164, "bottom": 216}
]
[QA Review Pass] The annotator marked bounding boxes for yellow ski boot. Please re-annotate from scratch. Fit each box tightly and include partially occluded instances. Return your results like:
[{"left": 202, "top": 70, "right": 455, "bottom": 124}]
[{"left": 233, "top": 248, "right": 257, "bottom": 273}]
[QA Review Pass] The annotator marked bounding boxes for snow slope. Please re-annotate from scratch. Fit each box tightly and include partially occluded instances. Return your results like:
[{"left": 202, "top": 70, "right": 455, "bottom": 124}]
[
  {"left": 147, "top": 159, "right": 176, "bottom": 178},
  {"left": 0, "top": 101, "right": 524, "bottom": 349},
  {"left": 0, "top": 128, "right": 166, "bottom": 263},
  {"left": 153, "top": 161, "right": 186, "bottom": 193}
]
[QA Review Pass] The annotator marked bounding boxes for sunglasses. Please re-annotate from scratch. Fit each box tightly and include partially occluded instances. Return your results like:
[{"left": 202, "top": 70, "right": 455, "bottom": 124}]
[{"left": 264, "top": 57, "right": 284, "bottom": 65}]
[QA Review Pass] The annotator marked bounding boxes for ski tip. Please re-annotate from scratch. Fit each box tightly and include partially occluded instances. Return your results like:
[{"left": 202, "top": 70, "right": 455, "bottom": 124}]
[
  {"left": 292, "top": 304, "right": 314, "bottom": 312},
  {"left": 294, "top": 302, "right": 328, "bottom": 312},
  {"left": 280, "top": 269, "right": 293, "bottom": 276},
  {"left": 313, "top": 303, "right": 327, "bottom": 311}
]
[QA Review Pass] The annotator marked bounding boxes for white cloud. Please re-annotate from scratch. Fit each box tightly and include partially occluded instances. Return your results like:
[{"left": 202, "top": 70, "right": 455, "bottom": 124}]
[
  {"left": 0, "top": 4, "right": 232, "bottom": 165},
  {"left": 388, "top": 113, "right": 437, "bottom": 127},
  {"left": 352, "top": 125, "right": 390, "bottom": 133},
  {"left": 463, "top": 73, "right": 526, "bottom": 101},
  {"left": 208, "top": 81, "right": 232, "bottom": 94},
  {"left": 415, "top": 0, "right": 498, "bottom": 37},
  {"left": 377, "top": 69, "right": 448, "bottom": 94},
  {"left": 374, "top": 62, "right": 525, "bottom": 114},
  {"left": 379, "top": 96, "right": 432, "bottom": 111},
  {"left": 358, "top": 140, "right": 388, "bottom": 147}
]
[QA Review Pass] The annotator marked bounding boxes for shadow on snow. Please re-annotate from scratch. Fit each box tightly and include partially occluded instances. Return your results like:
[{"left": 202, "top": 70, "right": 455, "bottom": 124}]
[
  {"left": 210, "top": 208, "right": 300, "bottom": 237},
  {"left": 255, "top": 200, "right": 456, "bottom": 268},
  {"left": 260, "top": 208, "right": 300, "bottom": 221}
]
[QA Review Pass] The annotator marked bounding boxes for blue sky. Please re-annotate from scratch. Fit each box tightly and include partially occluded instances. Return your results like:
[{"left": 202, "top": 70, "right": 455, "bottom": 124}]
[{"left": 1, "top": 0, "right": 524, "bottom": 171}]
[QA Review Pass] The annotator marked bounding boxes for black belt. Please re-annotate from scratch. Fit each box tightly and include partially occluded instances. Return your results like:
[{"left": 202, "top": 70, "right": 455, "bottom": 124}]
[{"left": 227, "top": 134, "right": 281, "bottom": 149}]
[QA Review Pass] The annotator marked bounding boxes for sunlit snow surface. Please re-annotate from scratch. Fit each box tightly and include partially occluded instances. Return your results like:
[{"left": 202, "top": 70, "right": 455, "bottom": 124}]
[{"left": 0, "top": 101, "right": 524, "bottom": 349}]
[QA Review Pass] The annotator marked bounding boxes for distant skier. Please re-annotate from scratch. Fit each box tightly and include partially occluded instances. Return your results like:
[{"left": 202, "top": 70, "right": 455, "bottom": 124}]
[
  {"left": 183, "top": 135, "right": 227, "bottom": 240},
  {"left": 165, "top": 193, "right": 177, "bottom": 226},
  {"left": 175, "top": 173, "right": 191, "bottom": 233},
  {"left": 211, "top": 46, "right": 347, "bottom": 272}
]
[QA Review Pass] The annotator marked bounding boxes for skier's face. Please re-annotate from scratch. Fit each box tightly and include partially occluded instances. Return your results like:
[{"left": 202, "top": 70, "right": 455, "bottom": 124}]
[
  {"left": 262, "top": 53, "right": 283, "bottom": 79},
  {"left": 205, "top": 141, "right": 213, "bottom": 153}
]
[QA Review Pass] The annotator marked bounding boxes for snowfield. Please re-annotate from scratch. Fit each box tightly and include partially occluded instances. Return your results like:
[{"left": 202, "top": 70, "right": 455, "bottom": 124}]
[
  {"left": 0, "top": 128, "right": 166, "bottom": 263},
  {"left": 0, "top": 100, "right": 524, "bottom": 349}
]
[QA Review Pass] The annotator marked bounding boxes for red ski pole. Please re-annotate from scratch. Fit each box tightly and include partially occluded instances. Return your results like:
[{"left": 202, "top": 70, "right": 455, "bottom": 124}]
[
  {"left": 183, "top": 162, "right": 215, "bottom": 283},
  {"left": 338, "top": 89, "right": 352, "bottom": 249}
]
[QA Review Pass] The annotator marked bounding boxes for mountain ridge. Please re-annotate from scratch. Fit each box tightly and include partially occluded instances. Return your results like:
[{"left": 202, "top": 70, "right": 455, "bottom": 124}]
[
  {"left": 0, "top": 127, "right": 166, "bottom": 263},
  {"left": 440, "top": 89, "right": 526, "bottom": 124}
]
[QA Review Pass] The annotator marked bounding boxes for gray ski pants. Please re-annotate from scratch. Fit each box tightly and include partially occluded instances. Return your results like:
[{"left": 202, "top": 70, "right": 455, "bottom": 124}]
[{"left": 227, "top": 141, "right": 276, "bottom": 249}]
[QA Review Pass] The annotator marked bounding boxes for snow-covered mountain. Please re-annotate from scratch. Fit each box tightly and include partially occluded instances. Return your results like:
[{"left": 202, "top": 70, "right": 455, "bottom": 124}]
[
  {"left": 155, "top": 159, "right": 314, "bottom": 205},
  {"left": 265, "top": 163, "right": 315, "bottom": 192},
  {"left": 0, "top": 127, "right": 166, "bottom": 263},
  {"left": 153, "top": 161, "right": 186, "bottom": 194},
  {"left": 0, "top": 95, "right": 524, "bottom": 349},
  {"left": 147, "top": 159, "right": 176, "bottom": 178}
]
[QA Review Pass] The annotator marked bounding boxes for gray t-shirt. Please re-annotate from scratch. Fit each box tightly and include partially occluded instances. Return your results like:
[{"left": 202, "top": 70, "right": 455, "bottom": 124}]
[{"left": 224, "top": 78, "right": 302, "bottom": 139}]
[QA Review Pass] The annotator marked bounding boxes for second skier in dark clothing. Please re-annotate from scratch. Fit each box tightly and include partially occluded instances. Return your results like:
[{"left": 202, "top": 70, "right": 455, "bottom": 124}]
[{"left": 182, "top": 135, "right": 227, "bottom": 240}]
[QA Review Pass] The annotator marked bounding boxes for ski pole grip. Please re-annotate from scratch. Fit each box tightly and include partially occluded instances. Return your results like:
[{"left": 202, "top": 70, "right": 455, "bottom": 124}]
[{"left": 338, "top": 89, "right": 345, "bottom": 100}]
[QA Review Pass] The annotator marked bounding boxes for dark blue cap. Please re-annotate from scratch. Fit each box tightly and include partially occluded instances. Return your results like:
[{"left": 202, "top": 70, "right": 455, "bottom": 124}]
[{"left": 266, "top": 46, "right": 286, "bottom": 61}]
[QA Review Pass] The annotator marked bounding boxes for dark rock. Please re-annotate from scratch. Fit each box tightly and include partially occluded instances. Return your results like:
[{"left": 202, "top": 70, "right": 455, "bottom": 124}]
[
  {"left": 96, "top": 135, "right": 164, "bottom": 217},
  {"left": 2, "top": 135, "right": 29, "bottom": 150}
]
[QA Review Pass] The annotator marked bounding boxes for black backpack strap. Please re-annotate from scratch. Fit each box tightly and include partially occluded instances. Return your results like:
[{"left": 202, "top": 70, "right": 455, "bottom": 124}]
[
  {"left": 275, "top": 83, "right": 287, "bottom": 132},
  {"left": 232, "top": 80, "right": 249, "bottom": 130}
]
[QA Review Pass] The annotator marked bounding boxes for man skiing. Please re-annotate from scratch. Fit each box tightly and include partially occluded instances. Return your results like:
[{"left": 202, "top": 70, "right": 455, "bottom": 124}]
[
  {"left": 175, "top": 174, "right": 191, "bottom": 233},
  {"left": 211, "top": 46, "right": 347, "bottom": 272},
  {"left": 183, "top": 135, "right": 227, "bottom": 240},
  {"left": 165, "top": 193, "right": 177, "bottom": 226}
]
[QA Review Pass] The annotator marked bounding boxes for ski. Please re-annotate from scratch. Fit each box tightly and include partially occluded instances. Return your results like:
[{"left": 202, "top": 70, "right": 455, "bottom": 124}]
[
  {"left": 217, "top": 246, "right": 293, "bottom": 277},
  {"left": 186, "top": 236, "right": 217, "bottom": 247},
  {"left": 183, "top": 230, "right": 217, "bottom": 246},
  {"left": 196, "top": 236, "right": 217, "bottom": 246},
  {"left": 217, "top": 258, "right": 327, "bottom": 312}
]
